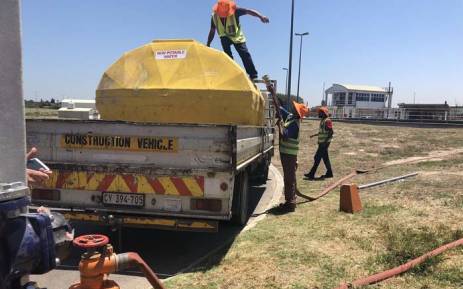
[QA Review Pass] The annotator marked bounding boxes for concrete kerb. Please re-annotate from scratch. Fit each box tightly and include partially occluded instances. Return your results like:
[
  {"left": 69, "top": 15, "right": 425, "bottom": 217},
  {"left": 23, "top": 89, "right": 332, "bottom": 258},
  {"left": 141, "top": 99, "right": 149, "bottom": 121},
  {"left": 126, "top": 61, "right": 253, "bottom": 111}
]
[{"left": 243, "top": 164, "right": 284, "bottom": 232}]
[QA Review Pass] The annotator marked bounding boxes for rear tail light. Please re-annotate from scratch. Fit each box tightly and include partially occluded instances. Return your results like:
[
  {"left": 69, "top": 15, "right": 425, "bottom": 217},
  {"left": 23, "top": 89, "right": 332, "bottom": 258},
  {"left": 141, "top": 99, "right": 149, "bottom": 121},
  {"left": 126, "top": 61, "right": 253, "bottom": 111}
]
[
  {"left": 191, "top": 198, "right": 222, "bottom": 212},
  {"left": 31, "top": 189, "right": 61, "bottom": 201},
  {"left": 220, "top": 182, "right": 228, "bottom": 191}
]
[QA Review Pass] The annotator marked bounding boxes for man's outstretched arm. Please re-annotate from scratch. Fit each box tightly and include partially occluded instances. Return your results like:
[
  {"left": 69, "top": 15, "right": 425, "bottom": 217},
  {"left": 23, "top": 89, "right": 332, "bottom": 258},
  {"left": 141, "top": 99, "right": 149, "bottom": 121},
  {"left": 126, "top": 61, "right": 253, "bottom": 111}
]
[{"left": 240, "top": 8, "right": 269, "bottom": 23}]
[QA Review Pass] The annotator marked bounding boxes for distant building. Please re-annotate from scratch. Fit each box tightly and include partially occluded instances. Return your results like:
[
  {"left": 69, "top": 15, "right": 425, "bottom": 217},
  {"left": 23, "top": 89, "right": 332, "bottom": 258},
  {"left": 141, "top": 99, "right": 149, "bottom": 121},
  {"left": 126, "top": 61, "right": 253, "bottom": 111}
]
[
  {"left": 449, "top": 106, "right": 463, "bottom": 120},
  {"left": 325, "top": 84, "right": 392, "bottom": 109},
  {"left": 398, "top": 103, "right": 450, "bottom": 120},
  {"left": 325, "top": 84, "right": 393, "bottom": 118}
]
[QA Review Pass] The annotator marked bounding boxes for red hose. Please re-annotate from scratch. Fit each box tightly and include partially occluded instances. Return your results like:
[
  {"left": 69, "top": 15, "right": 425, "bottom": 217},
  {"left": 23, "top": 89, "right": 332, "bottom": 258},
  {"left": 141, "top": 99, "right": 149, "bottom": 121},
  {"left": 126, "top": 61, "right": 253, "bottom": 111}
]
[
  {"left": 118, "top": 252, "right": 167, "bottom": 289},
  {"left": 297, "top": 171, "right": 358, "bottom": 202},
  {"left": 334, "top": 237, "right": 463, "bottom": 289}
]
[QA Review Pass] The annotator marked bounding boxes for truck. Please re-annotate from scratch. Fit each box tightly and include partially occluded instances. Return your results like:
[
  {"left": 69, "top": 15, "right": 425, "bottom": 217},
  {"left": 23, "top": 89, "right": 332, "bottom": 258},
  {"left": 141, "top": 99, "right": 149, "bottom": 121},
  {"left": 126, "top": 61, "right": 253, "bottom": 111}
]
[
  {"left": 26, "top": 80, "right": 276, "bottom": 232},
  {"left": 26, "top": 40, "right": 278, "bottom": 232},
  {"left": 26, "top": 40, "right": 276, "bottom": 231}
]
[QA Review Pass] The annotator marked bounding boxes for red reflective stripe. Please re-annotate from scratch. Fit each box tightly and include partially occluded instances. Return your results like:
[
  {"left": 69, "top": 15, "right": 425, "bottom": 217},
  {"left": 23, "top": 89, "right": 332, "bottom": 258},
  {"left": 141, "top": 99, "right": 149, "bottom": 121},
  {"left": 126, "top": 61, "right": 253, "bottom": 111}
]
[
  {"left": 122, "top": 175, "right": 138, "bottom": 193},
  {"left": 147, "top": 177, "right": 165, "bottom": 194},
  {"left": 195, "top": 176, "right": 205, "bottom": 192},
  {"left": 55, "top": 172, "right": 71, "bottom": 189},
  {"left": 171, "top": 177, "right": 192, "bottom": 196},
  {"left": 97, "top": 175, "right": 116, "bottom": 192},
  {"left": 86, "top": 173, "right": 95, "bottom": 184}
]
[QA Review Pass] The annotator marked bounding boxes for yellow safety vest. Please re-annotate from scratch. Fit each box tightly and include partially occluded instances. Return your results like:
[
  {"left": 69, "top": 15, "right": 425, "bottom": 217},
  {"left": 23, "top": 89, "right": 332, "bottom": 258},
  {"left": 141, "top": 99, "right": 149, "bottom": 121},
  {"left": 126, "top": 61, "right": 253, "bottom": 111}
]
[
  {"left": 212, "top": 13, "right": 246, "bottom": 44},
  {"left": 318, "top": 118, "right": 332, "bottom": 144},
  {"left": 279, "top": 119, "right": 300, "bottom": 156}
]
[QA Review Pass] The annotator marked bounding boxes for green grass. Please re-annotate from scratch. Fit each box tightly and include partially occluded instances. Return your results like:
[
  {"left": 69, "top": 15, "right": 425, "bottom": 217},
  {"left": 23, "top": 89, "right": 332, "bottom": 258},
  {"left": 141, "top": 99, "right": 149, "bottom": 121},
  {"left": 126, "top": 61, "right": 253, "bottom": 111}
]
[
  {"left": 25, "top": 107, "right": 58, "bottom": 118},
  {"left": 361, "top": 204, "right": 399, "bottom": 218},
  {"left": 434, "top": 267, "right": 463, "bottom": 286},
  {"left": 371, "top": 225, "right": 463, "bottom": 275},
  {"left": 165, "top": 121, "right": 463, "bottom": 289}
]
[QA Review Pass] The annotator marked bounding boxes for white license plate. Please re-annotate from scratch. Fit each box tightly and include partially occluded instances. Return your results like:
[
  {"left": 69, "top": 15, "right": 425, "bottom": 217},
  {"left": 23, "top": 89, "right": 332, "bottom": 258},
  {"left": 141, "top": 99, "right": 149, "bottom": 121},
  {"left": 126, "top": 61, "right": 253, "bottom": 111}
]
[{"left": 102, "top": 192, "right": 145, "bottom": 207}]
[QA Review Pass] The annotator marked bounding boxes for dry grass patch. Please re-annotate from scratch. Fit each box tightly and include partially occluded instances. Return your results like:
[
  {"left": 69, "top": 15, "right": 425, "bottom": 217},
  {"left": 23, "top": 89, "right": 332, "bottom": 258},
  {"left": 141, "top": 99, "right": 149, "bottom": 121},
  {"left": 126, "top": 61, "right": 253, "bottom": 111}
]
[
  {"left": 25, "top": 107, "right": 58, "bottom": 119},
  {"left": 166, "top": 121, "right": 463, "bottom": 289}
]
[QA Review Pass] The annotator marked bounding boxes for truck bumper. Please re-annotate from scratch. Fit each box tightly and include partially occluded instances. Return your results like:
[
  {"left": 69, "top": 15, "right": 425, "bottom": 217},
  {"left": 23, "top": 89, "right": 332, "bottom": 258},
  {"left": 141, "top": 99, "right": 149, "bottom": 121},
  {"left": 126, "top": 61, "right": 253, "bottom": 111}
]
[{"left": 31, "top": 208, "right": 219, "bottom": 233}]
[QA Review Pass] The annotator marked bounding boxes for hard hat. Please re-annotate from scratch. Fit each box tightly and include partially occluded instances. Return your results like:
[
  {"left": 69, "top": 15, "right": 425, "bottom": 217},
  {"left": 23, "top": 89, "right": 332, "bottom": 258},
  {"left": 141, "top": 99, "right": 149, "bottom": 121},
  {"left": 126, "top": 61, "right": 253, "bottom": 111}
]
[
  {"left": 213, "top": 0, "right": 237, "bottom": 18},
  {"left": 317, "top": 106, "right": 329, "bottom": 116},
  {"left": 292, "top": 101, "right": 309, "bottom": 119}
]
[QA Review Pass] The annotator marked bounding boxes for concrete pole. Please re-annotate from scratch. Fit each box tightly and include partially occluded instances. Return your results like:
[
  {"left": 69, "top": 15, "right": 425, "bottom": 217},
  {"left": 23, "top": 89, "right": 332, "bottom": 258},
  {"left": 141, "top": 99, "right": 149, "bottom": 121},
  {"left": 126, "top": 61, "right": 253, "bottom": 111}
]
[{"left": 0, "top": 0, "right": 26, "bottom": 184}]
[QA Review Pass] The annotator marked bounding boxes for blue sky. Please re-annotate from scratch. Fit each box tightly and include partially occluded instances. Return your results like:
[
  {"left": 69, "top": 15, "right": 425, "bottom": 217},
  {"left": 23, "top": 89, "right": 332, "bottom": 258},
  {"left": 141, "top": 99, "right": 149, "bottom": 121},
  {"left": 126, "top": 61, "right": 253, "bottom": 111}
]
[{"left": 22, "top": 0, "right": 463, "bottom": 106}]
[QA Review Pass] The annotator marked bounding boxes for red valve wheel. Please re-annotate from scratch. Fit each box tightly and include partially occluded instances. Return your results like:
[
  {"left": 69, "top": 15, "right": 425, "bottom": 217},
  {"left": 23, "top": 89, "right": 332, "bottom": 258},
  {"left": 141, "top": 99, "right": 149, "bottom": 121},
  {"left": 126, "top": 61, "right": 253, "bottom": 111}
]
[{"left": 73, "top": 234, "right": 109, "bottom": 249}]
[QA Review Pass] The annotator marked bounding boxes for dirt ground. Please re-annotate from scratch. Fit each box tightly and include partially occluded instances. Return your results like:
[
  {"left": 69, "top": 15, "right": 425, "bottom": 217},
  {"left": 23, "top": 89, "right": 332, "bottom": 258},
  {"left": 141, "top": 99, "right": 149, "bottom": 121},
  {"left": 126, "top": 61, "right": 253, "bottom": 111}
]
[{"left": 166, "top": 120, "right": 463, "bottom": 289}]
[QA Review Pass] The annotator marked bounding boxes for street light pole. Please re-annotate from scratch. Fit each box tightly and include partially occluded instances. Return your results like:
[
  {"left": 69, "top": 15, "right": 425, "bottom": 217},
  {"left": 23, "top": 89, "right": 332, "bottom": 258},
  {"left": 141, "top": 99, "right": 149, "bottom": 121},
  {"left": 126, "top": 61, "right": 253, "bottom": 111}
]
[
  {"left": 286, "top": 0, "right": 295, "bottom": 110},
  {"left": 283, "top": 68, "right": 289, "bottom": 98},
  {"left": 295, "top": 32, "right": 309, "bottom": 103}
]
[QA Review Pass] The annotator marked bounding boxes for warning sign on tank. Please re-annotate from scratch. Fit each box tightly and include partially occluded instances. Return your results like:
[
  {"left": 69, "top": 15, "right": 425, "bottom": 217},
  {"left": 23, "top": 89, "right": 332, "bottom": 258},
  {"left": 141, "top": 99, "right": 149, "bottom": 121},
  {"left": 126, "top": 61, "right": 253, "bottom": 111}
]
[
  {"left": 60, "top": 134, "right": 178, "bottom": 152},
  {"left": 155, "top": 49, "right": 187, "bottom": 60}
]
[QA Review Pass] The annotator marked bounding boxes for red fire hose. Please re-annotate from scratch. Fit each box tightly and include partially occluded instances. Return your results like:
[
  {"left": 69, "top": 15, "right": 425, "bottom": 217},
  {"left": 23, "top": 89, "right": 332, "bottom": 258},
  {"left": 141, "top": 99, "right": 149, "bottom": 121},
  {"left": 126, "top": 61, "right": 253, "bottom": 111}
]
[
  {"left": 334, "top": 237, "right": 463, "bottom": 289},
  {"left": 117, "top": 252, "right": 167, "bottom": 289},
  {"left": 297, "top": 170, "right": 362, "bottom": 203}
]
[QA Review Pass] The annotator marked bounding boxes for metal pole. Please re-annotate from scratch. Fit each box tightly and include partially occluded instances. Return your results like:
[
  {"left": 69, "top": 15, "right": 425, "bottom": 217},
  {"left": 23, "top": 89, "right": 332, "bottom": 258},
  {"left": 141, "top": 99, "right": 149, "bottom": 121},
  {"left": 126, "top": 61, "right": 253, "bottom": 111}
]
[
  {"left": 322, "top": 82, "right": 326, "bottom": 106},
  {"left": 283, "top": 68, "right": 288, "bottom": 97},
  {"left": 0, "top": 0, "right": 26, "bottom": 184},
  {"left": 358, "top": 172, "right": 418, "bottom": 190},
  {"left": 295, "top": 32, "right": 309, "bottom": 103},
  {"left": 287, "top": 0, "right": 295, "bottom": 110}
]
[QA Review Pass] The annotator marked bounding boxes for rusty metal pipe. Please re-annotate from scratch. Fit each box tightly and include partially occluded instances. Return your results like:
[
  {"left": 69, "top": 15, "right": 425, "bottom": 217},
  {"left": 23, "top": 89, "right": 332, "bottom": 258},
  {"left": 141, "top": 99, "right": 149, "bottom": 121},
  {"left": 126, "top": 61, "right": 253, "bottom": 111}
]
[
  {"left": 334, "top": 237, "right": 463, "bottom": 289},
  {"left": 117, "top": 252, "right": 166, "bottom": 289},
  {"left": 358, "top": 172, "right": 418, "bottom": 190}
]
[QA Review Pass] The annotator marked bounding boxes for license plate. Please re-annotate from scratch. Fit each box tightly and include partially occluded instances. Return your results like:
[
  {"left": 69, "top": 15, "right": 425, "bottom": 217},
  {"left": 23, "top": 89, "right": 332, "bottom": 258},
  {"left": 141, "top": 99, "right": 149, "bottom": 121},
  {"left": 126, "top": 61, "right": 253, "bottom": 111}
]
[{"left": 102, "top": 192, "right": 145, "bottom": 208}]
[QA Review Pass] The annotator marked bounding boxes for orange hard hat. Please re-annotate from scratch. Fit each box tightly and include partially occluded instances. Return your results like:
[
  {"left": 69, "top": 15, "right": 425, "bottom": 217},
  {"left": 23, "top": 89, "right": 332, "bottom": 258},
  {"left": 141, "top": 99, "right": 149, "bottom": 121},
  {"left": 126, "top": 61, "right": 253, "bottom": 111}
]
[
  {"left": 213, "top": 0, "right": 237, "bottom": 18},
  {"left": 292, "top": 101, "right": 309, "bottom": 119},
  {"left": 317, "top": 106, "right": 329, "bottom": 116}
]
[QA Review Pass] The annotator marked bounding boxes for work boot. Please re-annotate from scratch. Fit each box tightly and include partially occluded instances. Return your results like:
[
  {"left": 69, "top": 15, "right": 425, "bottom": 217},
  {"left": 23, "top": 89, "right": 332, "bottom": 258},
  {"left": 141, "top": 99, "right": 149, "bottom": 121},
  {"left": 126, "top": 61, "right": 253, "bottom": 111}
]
[
  {"left": 285, "top": 202, "right": 296, "bottom": 212},
  {"left": 275, "top": 202, "right": 296, "bottom": 213},
  {"left": 321, "top": 171, "right": 333, "bottom": 179},
  {"left": 304, "top": 172, "right": 315, "bottom": 180}
]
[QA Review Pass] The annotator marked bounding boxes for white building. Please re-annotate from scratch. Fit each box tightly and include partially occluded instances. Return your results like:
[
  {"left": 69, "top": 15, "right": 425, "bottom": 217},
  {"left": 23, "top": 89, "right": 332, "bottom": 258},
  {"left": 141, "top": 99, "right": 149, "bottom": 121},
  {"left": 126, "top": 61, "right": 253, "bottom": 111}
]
[
  {"left": 59, "top": 99, "right": 98, "bottom": 120},
  {"left": 325, "top": 84, "right": 392, "bottom": 109}
]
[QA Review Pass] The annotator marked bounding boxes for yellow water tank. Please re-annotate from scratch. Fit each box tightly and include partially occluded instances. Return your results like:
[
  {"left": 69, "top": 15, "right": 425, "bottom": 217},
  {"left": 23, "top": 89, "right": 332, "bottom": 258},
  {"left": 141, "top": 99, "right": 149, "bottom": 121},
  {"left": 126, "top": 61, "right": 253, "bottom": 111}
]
[{"left": 96, "top": 39, "right": 264, "bottom": 126}]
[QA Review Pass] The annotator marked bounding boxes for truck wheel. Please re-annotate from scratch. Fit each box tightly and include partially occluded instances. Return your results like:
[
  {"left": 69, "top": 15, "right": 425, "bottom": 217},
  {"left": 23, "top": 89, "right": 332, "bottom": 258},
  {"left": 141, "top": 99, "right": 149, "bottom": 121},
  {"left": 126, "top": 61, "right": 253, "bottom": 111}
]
[
  {"left": 253, "top": 156, "right": 270, "bottom": 184},
  {"left": 231, "top": 170, "right": 249, "bottom": 226}
]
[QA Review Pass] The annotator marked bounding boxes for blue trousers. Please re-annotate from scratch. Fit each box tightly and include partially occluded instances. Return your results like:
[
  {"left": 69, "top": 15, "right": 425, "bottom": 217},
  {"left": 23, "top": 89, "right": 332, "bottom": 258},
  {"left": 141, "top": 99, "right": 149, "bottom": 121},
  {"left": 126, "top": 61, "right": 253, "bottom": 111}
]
[{"left": 220, "top": 37, "right": 258, "bottom": 79}]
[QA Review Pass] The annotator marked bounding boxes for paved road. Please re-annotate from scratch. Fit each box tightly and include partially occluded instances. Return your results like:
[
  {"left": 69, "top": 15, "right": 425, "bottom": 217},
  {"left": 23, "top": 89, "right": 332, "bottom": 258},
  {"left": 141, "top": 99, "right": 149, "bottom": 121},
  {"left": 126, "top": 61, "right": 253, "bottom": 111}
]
[{"left": 31, "top": 165, "right": 282, "bottom": 289}]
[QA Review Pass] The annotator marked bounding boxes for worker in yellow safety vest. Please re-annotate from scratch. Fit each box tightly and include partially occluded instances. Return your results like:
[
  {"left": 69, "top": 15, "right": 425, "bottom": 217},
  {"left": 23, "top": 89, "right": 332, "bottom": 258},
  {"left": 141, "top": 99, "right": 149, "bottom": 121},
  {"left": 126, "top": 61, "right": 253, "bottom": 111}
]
[
  {"left": 305, "top": 106, "right": 334, "bottom": 180},
  {"left": 207, "top": 0, "right": 269, "bottom": 80},
  {"left": 276, "top": 101, "right": 309, "bottom": 213}
]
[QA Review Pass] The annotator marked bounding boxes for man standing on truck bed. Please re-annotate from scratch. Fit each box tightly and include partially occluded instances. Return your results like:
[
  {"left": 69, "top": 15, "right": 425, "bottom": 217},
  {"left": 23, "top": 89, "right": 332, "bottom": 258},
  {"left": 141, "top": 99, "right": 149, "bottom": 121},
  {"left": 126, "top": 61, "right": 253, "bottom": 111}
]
[
  {"left": 277, "top": 101, "right": 309, "bottom": 213},
  {"left": 207, "top": 0, "right": 269, "bottom": 80}
]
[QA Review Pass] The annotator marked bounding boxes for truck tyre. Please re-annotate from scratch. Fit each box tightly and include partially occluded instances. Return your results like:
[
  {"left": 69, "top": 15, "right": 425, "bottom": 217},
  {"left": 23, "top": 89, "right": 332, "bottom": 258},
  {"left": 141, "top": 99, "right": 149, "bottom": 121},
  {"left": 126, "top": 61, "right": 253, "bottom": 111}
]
[
  {"left": 231, "top": 170, "right": 249, "bottom": 226},
  {"left": 253, "top": 155, "right": 270, "bottom": 184}
]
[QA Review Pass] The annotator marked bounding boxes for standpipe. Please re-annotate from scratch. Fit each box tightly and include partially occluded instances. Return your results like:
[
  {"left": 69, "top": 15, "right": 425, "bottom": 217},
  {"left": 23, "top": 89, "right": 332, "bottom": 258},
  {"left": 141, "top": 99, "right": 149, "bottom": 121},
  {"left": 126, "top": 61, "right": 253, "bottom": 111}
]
[{"left": 69, "top": 234, "right": 166, "bottom": 289}]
